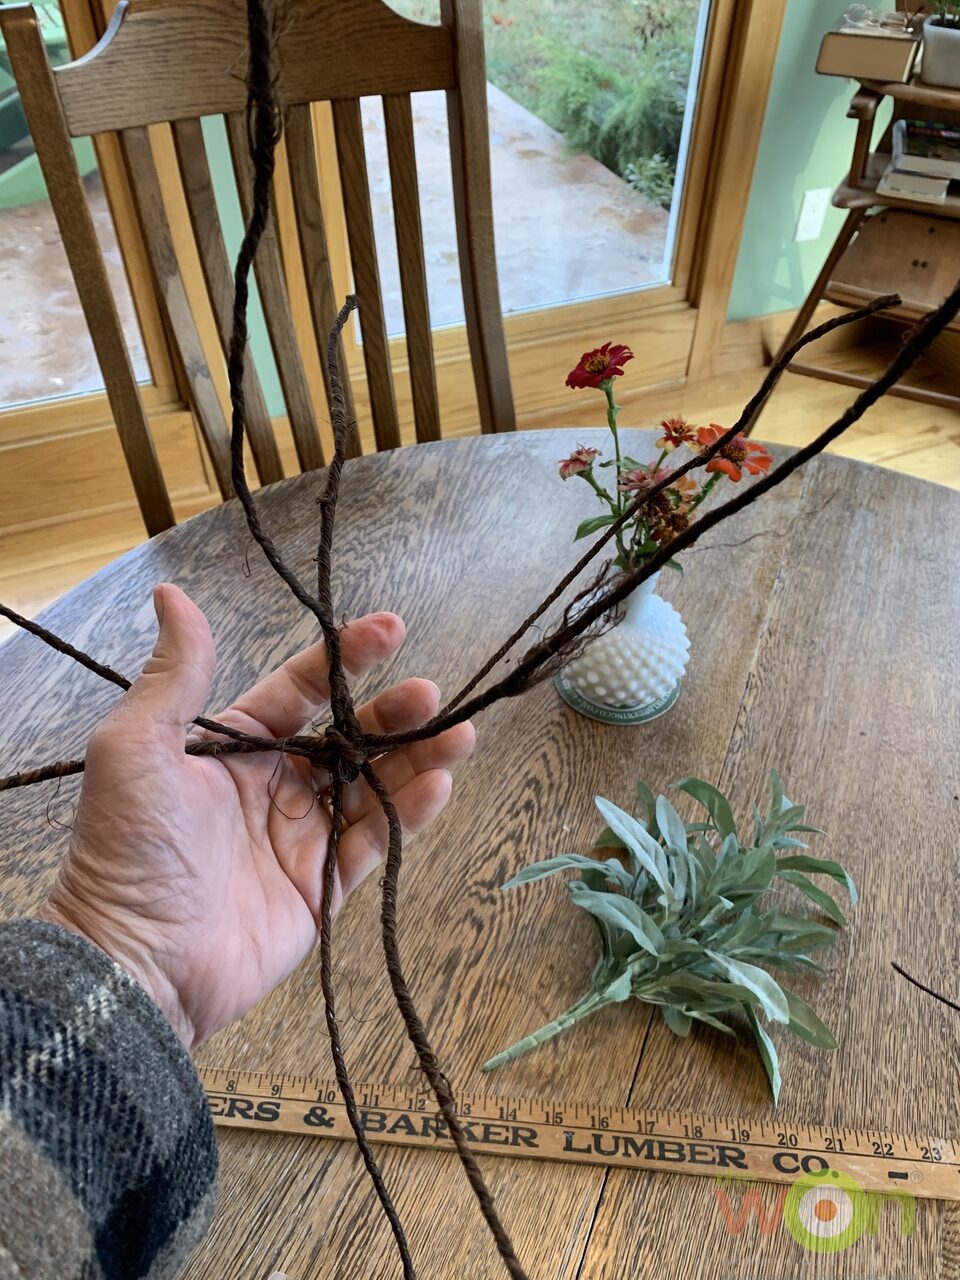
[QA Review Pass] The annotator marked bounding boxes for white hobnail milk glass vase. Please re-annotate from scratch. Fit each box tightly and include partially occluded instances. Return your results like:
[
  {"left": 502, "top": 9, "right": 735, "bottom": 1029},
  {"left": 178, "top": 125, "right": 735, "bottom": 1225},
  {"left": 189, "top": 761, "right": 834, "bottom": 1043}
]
[{"left": 554, "top": 572, "right": 689, "bottom": 724}]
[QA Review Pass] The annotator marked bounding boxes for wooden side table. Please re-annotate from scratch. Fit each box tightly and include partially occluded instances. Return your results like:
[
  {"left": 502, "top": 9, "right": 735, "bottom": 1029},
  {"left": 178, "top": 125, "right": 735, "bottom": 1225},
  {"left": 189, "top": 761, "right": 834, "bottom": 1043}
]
[{"left": 771, "top": 77, "right": 960, "bottom": 412}]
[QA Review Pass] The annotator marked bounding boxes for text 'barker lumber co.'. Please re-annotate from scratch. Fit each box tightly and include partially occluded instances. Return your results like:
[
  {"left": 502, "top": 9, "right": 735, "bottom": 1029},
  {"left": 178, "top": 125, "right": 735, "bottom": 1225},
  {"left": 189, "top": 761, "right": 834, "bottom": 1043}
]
[{"left": 206, "top": 1095, "right": 751, "bottom": 1170}]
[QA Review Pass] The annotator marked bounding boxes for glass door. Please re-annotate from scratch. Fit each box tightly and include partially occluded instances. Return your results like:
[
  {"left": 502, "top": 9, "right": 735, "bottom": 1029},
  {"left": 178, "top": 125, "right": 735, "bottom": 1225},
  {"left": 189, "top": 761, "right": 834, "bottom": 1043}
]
[
  {"left": 0, "top": 0, "right": 178, "bottom": 413},
  {"left": 379, "top": 0, "right": 711, "bottom": 330},
  {"left": 297, "top": 0, "right": 788, "bottom": 432}
]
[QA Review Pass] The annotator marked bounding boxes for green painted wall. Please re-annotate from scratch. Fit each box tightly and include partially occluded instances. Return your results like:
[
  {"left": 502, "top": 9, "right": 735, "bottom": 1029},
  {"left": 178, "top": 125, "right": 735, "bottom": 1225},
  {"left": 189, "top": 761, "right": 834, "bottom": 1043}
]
[
  {"left": 728, "top": 0, "right": 887, "bottom": 321},
  {"left": 201, "top": 115, "right": 284, "bottom": 414}
]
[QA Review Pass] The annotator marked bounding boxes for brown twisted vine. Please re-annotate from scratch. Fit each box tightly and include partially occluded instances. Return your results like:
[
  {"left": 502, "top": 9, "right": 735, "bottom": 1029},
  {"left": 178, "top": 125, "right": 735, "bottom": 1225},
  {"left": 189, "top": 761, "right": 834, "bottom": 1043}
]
[{"left": 4, "top": 1, "right": 960, "bottom": 1274}]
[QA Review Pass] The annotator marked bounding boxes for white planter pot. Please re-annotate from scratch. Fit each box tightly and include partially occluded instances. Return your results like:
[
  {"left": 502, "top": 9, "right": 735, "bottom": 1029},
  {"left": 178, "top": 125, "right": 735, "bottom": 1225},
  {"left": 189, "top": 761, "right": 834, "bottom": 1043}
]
[
  {"left": 921, "top": 18, "right": 960, "bottom": 89},
  {"left": 554, "top": 571, "right": 690, "bottom": 725}
]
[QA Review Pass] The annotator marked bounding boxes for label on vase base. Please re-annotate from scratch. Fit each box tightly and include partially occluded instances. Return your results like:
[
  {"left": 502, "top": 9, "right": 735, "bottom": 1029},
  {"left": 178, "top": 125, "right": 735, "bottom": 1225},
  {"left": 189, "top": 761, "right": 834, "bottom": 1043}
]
[{"left": 554, "top": 672, "right": 682, "bottom": 725}]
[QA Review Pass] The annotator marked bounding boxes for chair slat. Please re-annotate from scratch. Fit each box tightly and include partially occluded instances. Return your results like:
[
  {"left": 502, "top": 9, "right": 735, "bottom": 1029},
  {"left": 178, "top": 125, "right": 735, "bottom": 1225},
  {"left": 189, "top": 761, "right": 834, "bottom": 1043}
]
[
  {"left": 171, "top": 117, "right": 284, "bottom": 484},
  {"left": 442, "top": 0, "right": 515, "bottom": 434},
  {"left": 331, "top": 97, "right": 400, "bottom": 452},
  {"left": 284, "top": 104, "right": 359, "bottom": 458},
  {"left": 121, "top": 124, "right": 235, "bottom": 498},
  {"left": 56, "top": 0, "right": 455, "bottom": 137},
  {"left": 0, "top": 6, "right": 175, "bottom": 535},
  {"left": 383, "top": 94, "right": 440, "bottom": 444},
  {"left": 225, "top": 111, "right": 325, "bottom": 473}
]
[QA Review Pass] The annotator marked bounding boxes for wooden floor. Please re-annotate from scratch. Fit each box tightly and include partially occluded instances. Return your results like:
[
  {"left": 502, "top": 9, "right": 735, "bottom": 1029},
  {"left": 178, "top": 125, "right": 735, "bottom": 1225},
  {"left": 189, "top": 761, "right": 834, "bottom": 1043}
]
[{"left": 2, "top": 359, "right": 959, "bottom": 644}]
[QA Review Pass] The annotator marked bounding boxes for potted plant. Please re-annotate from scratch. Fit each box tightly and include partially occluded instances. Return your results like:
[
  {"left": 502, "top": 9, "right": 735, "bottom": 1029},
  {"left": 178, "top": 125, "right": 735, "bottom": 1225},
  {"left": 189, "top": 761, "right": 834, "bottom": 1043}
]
[
  {"left": 484, "top": 772, "right": 857, "bottom": 1103},
  {"left": 553, "top": 342, "right": 771, "bottom": 724},
  {"left": 921, "top": 2, "right": 960, "bottom": 87}
]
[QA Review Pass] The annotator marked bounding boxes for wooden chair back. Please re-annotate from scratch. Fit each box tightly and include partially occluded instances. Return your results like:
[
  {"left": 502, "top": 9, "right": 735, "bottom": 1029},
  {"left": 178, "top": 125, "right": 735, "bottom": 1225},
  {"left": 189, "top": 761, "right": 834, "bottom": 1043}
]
[{"left": 0, "top": 0, "right": 515, "bottom": 536}]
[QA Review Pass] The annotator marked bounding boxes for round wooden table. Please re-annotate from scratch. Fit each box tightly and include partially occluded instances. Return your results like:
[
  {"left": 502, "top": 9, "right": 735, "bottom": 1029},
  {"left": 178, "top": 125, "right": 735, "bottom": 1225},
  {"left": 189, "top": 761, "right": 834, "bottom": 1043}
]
[{"left": 1, "top": 430, "right": 957, "bottom": 1279}]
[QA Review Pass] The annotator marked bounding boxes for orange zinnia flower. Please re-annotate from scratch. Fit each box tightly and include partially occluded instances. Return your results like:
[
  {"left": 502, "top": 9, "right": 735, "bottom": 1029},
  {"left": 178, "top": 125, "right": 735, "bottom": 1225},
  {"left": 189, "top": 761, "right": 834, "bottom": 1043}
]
[
  {"left": 669, "top": 474, "right": 699, "bottom": 510},
  {"left": 696, "top": 425, "right": 772, "bottom": 483}
]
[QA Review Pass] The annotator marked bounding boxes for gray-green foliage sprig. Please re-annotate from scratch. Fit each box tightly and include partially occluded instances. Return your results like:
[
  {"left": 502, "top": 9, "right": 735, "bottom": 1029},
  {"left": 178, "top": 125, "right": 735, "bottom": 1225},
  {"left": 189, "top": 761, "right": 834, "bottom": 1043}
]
[{"left": 483, "top": 772, "right": 856, "bottom": 1103}]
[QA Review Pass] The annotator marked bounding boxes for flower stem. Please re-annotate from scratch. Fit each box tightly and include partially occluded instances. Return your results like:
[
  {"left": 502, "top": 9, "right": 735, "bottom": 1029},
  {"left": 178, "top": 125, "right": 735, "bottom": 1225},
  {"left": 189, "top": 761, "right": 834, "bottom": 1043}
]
[
  {"left": 691, "top": 472, "right": 721, "bottom": 510},
  {"left": 582, "top": 470, "right": 616, "bottom": 509},
  {"left": 603, "top": 380, "right": 629, "bottom": 566},
  {"left": 482, "top": 990, "right": 612, "bottom": 1070}
]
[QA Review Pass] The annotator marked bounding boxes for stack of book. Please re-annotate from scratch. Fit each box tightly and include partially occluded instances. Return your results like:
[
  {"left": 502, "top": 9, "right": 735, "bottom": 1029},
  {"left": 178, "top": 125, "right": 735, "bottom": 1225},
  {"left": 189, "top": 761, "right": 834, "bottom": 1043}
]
[{"left": 876, "top": 119, "right": 960, "bottom": 205}]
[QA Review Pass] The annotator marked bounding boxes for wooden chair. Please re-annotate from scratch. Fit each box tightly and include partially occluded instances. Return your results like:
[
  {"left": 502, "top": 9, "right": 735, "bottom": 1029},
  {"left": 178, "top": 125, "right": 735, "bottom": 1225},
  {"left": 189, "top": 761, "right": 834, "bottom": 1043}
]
[{"left": 0, "top": 0, "right": 515, "bottom": 536}]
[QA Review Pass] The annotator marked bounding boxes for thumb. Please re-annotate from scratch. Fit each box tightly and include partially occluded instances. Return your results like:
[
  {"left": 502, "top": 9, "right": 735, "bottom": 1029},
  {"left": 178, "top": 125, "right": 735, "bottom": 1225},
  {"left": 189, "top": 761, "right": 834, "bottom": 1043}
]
[{"left": 116, "top": 584, "right": 216, "bottom": 736}]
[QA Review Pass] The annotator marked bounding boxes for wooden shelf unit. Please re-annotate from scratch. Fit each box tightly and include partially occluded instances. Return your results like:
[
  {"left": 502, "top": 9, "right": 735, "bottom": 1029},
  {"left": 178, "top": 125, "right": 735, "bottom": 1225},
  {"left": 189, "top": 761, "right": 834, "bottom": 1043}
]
[{"left": 761, "top": 74, "right": 960, "bottom": 415}]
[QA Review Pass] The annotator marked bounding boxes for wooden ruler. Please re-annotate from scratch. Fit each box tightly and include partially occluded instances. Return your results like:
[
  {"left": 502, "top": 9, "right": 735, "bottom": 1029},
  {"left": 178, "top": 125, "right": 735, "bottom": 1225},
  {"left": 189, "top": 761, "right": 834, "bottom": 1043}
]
[{"left": 199, "top": 1067, "right": 960, "bottom": 1203}]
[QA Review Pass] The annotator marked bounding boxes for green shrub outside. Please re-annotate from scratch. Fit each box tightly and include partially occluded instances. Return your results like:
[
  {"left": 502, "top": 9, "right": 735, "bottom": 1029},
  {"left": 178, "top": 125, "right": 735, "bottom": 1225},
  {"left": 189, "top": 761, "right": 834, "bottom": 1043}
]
[{"left": 392, "top": 1, "right": 700, "bottom": 208}]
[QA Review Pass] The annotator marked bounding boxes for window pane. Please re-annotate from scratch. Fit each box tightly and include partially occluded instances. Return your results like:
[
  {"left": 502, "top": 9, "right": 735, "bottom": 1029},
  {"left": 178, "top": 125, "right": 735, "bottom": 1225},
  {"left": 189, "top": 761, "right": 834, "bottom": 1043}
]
[
  {"left": 0, "top": 3, "right": 149, "bottom": 408},
  {"left": 374, "top": 0, "right": 710, "bottom": 332}
]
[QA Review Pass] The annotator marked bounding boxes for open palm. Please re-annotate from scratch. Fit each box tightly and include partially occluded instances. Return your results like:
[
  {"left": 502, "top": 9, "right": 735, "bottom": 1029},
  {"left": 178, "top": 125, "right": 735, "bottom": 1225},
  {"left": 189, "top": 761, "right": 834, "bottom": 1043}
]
[{"left": 40, "top": 584, "right": 473, "bottom": 1047}]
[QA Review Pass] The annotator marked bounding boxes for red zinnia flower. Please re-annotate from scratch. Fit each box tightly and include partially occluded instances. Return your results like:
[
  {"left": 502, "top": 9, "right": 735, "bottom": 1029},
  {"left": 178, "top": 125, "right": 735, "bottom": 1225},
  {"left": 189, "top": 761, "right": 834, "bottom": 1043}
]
[
  {"left": 558, "top": 444, "right": 601, "bottom": 479},
  {"left": 566, "top": 342, "right": 634, "bottom": 389},
  {"left": 655, "top": 416, "right": 698, "bottom": 451},
  {"left": 696, "top": 425, "right": 772, "bottom": 483}
]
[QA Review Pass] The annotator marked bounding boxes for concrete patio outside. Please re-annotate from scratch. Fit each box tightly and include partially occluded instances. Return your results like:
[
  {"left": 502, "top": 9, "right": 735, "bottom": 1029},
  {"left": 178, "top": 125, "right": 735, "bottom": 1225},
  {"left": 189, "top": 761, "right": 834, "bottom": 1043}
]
[{"left": 0, "top": 86, "right": 669, "bottom": 408}]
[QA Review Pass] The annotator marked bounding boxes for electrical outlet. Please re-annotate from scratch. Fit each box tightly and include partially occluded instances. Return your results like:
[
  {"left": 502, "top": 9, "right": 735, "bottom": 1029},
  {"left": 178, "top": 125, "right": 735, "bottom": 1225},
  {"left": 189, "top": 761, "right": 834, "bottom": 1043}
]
[{"left": 795, "top": 188, "right": 832, "bottom": 243}]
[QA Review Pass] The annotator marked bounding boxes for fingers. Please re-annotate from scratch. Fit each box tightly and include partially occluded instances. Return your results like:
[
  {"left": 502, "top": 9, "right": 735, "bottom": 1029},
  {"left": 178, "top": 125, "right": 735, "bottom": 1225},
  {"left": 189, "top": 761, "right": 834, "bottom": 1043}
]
[
  {"left": 216, "top": 613, "right": 406, "bottom": 739},
  {"left": 107, "top": 585, "right": 215, "bottom": 743},
  {"left": 355, "top": 676, "right": 441, "bottom": 738},
  {"left": 334, "top": 767, "right": 454, "bottom": 905},
  {"left": 339, "top": 677, "right": 473, "bottom": 822}
]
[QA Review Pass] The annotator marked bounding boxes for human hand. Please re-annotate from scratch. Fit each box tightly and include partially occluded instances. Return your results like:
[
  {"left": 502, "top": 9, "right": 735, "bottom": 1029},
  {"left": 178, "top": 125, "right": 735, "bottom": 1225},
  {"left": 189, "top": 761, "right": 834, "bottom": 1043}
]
[{"left": 38, "top": 584, "right": 474, "bottom": 1049}]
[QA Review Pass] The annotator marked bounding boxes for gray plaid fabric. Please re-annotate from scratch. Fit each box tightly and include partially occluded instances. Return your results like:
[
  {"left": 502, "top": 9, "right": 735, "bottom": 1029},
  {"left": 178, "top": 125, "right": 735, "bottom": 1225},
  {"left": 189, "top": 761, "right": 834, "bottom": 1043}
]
[{"left": 0, "top": 920, "right": 217, "bottom": 1278}]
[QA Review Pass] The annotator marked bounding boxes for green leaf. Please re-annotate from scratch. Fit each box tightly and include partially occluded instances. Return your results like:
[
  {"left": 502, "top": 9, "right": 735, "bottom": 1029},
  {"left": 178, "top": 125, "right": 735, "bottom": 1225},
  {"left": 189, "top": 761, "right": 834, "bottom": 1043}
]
[
  {"left": 765, "top": 916, "right": 837, "bottom": 953},
  {"left": 769, "top": 770, "right": 785, "bottom": 815},
  {"left": 595, "top": 797, "right": 671, "bottom": 897},
  {"left": 673, "top": 778, "right": 737, "bottom": 839},
  {"left": 600, "top": 968, "right": 635, "bottom": 1002},
  {"left": 568, "top": 884, "right": 664, "bottom": 956},
  {"left": 574, "top": 513, "right": 617, "bottom": 541},
  {"left": 777, "top": 870, "right": 848, "bottom": 927},
  {"left": 655, "top": 795, "right": 688, "bottom": 854},
  {"left": 595, "top": 825, "right": 627, "bottom": 849},
  {"left": 706, "top": 952, "right": 790, "bottom": 1024},
  {"left": 715, "top": 909, "right": 771, "bottom": 952},
  {"left": 635, "top": 780, "right": 659, "bottom": 835},
  {"left": 776, "top": 855, "right": 857, "bottom": 906},
  {"left": 747, "top": 1007, "right": 782, "bottom": 1104},
  {"left": 661, "top": 1005, "right": 692, "bottom": 1037},
  {"left": 502, "top": 855, "right": 630, "bottom": 891},
  {"left": 686, "top": 1008, "right": 737, "bottom": 1038},
  {"left": 718, "top": 847, "right": 776, "bottom": 898},
  {"left": 783, "top": 989, "right": 838, "bottom": 1050},
  {"left": 665, "top": 558, "right": 684, "bottom": 575},
  {"left": 650, "top": 975, "right": 752, "bottom": 1013},
  {"left": 696, "top": 896, "right": 735, "bottom": 930},
  {"left": 670, "top": 846, "right": 689, "bottom": 903}
]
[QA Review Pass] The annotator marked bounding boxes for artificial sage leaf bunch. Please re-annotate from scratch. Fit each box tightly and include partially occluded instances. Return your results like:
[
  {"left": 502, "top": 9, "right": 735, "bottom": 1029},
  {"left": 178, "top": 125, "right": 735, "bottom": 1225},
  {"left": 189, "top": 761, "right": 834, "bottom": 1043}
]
[{"left": 483, "top": 772, "right": 856, "bottom": 1102}]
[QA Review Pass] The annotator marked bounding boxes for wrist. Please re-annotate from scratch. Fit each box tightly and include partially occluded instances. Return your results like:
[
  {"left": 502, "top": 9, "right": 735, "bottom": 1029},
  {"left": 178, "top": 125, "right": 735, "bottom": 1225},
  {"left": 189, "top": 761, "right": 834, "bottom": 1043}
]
[{"left": 36, "top": 895, "right": 196, "bottom": 1050}]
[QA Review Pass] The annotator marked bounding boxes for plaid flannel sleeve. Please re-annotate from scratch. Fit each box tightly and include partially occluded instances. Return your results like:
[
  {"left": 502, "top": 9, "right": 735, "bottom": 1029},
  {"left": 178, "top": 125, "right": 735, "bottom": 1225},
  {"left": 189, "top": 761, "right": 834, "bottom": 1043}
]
[{"left": 0, "top": 919, "right": 218, "bottom": 1279}]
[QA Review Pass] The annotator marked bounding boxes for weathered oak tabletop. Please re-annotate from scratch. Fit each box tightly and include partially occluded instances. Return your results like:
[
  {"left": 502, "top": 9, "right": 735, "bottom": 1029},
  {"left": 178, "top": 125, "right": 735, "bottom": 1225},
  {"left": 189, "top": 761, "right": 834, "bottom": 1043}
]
[{"left": 1, "top": 429, "right": 958, "bottom": 1279}]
